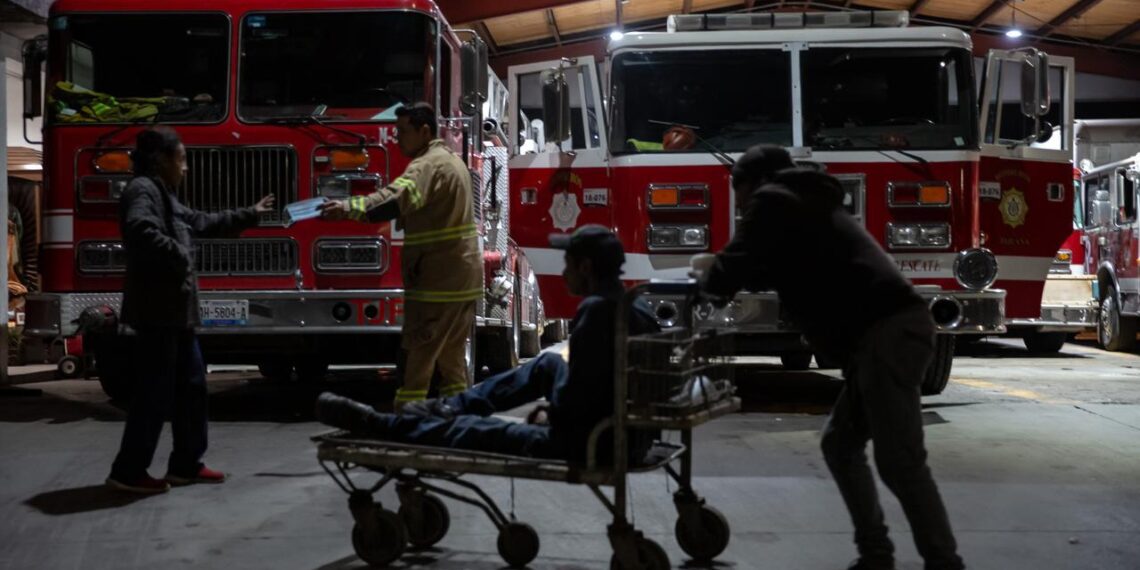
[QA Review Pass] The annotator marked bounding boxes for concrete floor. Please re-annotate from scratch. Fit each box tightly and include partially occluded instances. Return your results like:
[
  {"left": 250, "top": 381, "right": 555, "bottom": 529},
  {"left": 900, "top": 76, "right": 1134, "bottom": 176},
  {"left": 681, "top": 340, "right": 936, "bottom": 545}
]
[{"left": 2, "top": 338, "right": 1139, "bottom": 570}]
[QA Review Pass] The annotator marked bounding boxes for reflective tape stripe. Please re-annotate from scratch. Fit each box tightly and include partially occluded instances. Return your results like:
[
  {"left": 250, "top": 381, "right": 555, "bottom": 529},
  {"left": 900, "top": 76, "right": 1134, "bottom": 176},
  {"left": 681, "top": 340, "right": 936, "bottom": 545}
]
[
  {"left": 391, "top": 176, "right": 422, "bottom": 208},
  {"left": 394, "top": 388, "right": 429, "bottom": 403},
  {"left": 438, "top": 383, "right": 466, "bottom": 397},
  {"left": 348, "top": 195, "right": 368, "bottom": 222},
  {"left": 403, "top": 223, "right": 478, "bottom": 246},
  {"left": 405, "top": 288, "right": 484, "bottom": 303}
]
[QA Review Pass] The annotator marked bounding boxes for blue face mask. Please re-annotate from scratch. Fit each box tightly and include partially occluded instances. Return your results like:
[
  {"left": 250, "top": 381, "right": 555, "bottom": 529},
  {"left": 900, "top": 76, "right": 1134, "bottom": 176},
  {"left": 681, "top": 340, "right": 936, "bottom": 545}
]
[{"left": 284, "top": 197, "right": 328, "bottom": 227}]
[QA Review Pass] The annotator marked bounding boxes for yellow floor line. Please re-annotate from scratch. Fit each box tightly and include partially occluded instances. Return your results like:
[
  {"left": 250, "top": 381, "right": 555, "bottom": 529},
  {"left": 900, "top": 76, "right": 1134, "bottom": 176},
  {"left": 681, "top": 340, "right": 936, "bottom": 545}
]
[{"left": 952, "top": 377, "right": 1074, "bottom": 404}]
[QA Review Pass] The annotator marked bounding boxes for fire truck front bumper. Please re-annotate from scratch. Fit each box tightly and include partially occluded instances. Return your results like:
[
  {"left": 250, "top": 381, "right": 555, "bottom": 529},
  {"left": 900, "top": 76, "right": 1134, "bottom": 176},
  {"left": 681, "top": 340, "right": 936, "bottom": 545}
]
[
  {"left": 24, "top": 290, "right": 418, "bottom": 338},
  {"left": 643, "top": 286, "right": 1006, "bottom": 335},
  {"left": 1007, "top": 274, "right": 1098, "bottom": 333}
]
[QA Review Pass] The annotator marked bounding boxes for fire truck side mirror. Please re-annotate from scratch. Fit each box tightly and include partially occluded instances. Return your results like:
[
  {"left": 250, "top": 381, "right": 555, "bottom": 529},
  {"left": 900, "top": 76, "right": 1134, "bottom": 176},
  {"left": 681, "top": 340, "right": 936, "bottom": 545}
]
[
  {"left": 1019, "top": 49, "right": 1051, "bottom": 118},
  {"left": 1092, "top": 190, "right": 1112, "bottom": 226},
  {"left": 460, "top": 37, "right": 489, "bottom": 117},
  {"left": 21, "top": 35, "right": 47, "bottom": 120},
  {"left": 540, "top": 69, "right": 572, "bottom": 144}
]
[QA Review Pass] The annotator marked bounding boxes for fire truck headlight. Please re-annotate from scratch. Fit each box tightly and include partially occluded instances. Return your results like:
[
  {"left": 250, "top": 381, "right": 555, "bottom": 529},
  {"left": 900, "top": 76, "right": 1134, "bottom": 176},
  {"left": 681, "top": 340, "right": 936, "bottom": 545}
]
[
  {"left": 77, "top": 241, "right": 127, "bottom": 274},
  {"left": 954, "top": 248, "right": 998, "bottom": 290},
  {"left": 314, "top": 239, "right": 385, "bottom": 273},
  {"left": 79, "top": 176, "right": 132, "bottom": 203},
  {"left": 316, "top": 174, "right": 380, "bottom": 199},
  {"left": 887, "top": 223, "right": 950, "bottom": 249},
  {"left": 648, "top": 225, "right": 708, "bottom": 251}
]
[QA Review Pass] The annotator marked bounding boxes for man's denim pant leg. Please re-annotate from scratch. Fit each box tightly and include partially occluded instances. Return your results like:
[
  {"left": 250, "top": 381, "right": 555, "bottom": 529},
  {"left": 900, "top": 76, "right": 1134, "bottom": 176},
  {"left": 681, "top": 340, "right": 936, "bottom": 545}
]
[
  {"left": 110, "top": 330, "right": 209, "bottom": 479},
  {"left": 446, "top": 352, "right": 567, "bottom": 416},
  {"left": 820, "top": 307, "right": 964, "bottom": 570},
  {"left": 356, "top": 352, "right": 569, "bottom": 458}
]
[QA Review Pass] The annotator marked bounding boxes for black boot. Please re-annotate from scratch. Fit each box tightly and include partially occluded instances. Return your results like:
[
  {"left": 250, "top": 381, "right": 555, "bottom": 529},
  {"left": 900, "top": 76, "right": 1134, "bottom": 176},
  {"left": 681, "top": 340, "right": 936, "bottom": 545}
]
[
  {"left": 400, "top": 398, "right": 457, "bottom": 420},
  {"left": 315, "top": 392, "right": 383, "bottom": 434},
  {"left": 846, "top": 557, "right": 896, "bottom": 570}
]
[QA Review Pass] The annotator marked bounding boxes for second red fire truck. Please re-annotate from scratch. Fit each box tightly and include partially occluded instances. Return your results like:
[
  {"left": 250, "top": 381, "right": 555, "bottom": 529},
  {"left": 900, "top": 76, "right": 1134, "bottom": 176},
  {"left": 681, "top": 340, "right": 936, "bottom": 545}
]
[{"left": 506, "top": 9, "right": 1077, "bottom": 394}]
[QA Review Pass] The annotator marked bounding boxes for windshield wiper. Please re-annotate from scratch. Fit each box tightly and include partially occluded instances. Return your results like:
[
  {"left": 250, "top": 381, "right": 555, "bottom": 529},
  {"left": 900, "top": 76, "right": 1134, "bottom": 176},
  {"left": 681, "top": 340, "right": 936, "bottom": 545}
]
[
  {"left": 647, "top": 119, "right": 735, "bottom": 171},
  {"left": 94, "top": 115, "right": 158, "bottom": 148},
  {"left": 811, "top": 133, "right": 932, "bottom": 177},
  {"left": 264, "top": 106, "right": 367, "bottom": 146}
]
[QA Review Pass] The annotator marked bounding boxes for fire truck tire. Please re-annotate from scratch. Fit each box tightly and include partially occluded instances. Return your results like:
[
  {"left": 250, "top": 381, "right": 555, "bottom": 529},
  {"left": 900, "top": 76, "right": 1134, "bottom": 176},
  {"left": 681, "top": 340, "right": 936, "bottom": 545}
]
[
  {"left": 90, "top": 333, "right": 135, "bottom": 401},
  {"left": 258, "top": 361, "right": 293, "bottom": 383},
  {"left": 921, "top": 335, "right": 955, "bottom": 396},
  {"left": 295, "top": 359, "right": 329, "bottom": 383},
  {"left": 1023, "top": 331, "right": 1067, "bottom": 354},
  {"left": 779, "top": 351, "right": 813, "bottom": 371},
  {"left": 480, "top": 326, "right": 519, "bottom": 374},
  {"left": 1098, "top": 288, "right": 1137, "bottom": 352}
]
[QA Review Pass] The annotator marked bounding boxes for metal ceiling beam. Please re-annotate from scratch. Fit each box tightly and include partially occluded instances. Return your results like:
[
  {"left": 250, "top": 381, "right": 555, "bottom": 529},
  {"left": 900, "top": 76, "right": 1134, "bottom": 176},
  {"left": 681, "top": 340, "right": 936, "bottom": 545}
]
[
  {"left": 438, "top": 0, "right": 581, "bottom": 25},
  {"left": 909, "top": 0, "right": 932, "bottom": 17},
  {"left": 970, "top": 0, "right": 1011, "bottom": 32},
  {"left": 1104, "top": 19, "right": 1140, "bottom": 46},
  {"left": 546, "top": 9, "right": 562, "bottom": 48},
  {"left": 1035, "top": 0, "right": 1105, "bottom": 38}
]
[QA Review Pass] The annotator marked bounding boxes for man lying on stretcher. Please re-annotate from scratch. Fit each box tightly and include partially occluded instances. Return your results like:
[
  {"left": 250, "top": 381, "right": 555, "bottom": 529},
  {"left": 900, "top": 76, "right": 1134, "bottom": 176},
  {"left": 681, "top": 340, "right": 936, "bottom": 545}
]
[{"left": 316, "top": 226, "right": 660, "bottom": 464}]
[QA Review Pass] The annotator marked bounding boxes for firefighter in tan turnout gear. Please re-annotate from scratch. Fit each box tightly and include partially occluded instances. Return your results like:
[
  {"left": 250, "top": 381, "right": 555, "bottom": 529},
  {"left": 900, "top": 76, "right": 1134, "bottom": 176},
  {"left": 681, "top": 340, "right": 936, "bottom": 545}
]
[{"left": 321, "top": 103, "right": 481, "bottom": 407}]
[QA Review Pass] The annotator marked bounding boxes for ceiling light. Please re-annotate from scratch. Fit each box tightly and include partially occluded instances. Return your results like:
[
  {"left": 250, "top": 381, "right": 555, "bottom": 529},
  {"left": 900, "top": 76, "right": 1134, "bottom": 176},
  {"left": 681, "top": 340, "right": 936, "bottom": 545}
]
[
  {"left": 610, "top": 30, "right": 624, "bottom": 41},
  {"left": 1006, "top": 28, "right": 1023, "bottom": 38}
]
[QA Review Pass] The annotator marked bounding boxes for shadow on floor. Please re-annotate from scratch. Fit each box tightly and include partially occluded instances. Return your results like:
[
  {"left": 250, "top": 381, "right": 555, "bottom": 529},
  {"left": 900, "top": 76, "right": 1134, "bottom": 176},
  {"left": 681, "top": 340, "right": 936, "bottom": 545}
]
[
  {"left": 954, "top": 339, "right": 1093, "bottom": 359},
  {"left": 25, "top": 484, "right": 157, "bottom": 515}
]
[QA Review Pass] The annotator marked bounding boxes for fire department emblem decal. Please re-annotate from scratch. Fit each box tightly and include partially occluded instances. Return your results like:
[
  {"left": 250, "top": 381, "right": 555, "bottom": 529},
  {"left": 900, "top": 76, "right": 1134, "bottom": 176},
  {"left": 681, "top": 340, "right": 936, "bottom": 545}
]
[
  {"left": 549, "top": 191, "right": 581, "bottom": 232},
  {"left": 999, "top": 188, "right": 1028, "bottom": 228}
]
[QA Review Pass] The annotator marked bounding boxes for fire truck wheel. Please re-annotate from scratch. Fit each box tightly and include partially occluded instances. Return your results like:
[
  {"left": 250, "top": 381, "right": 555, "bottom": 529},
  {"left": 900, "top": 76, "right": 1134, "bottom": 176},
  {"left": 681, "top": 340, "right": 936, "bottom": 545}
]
[
  {"left": 1098, "top": 288, "right": 1138, "bottom": 352},
  {"left": 258, "top": 361, "right": 293, "bottom": 383},
  {"left": 56, "top": 355, "right": 84, "bottom": 379},
  {"left": 1023, "top": 331, "right": 1067, "bottom": 354},
  {"left": 779, "top": 351, "right": 813, "bottom": 371},
  {"left": 921, "top": 335, "right": 955, "bottom": 396},
  {"left": 295, "top": 359, "right": 329, "bottom": 383}
]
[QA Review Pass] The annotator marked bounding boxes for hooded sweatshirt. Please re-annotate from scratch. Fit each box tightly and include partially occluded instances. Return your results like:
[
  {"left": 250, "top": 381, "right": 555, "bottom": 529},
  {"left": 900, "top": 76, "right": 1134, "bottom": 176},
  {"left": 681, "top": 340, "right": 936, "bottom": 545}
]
[{"left": 703, "top": 168, "right": 925, "bottom": 361}]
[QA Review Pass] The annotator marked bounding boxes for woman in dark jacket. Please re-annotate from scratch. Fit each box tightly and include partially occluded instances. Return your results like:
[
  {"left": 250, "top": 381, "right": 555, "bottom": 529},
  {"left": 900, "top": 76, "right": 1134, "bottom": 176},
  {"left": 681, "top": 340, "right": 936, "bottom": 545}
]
[{"left": 107, "top": 128, "right": 274, "bottom": 494}]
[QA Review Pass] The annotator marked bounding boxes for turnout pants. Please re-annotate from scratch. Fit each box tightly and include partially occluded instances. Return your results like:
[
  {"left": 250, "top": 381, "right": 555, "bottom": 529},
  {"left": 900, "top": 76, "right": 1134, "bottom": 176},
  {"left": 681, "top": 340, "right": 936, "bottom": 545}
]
[
  {"left": 396, "top": 300, "right": 475, "bottom": 406},
  {"left": 820, "top": 305, "right": 965, "bottom": 570},
  {"left": 110, "top": 329, "right": 209, "bottom": 480},
  {"left": 363, "top": 352, "right": 568, "bottom": 458}
]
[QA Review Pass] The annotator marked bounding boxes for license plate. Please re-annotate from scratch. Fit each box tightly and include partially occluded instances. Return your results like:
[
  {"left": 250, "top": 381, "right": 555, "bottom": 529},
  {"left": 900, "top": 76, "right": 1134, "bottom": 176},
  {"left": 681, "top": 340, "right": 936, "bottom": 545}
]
[{"left": 199, "top": 300, "right": 249, "bottom": 326}]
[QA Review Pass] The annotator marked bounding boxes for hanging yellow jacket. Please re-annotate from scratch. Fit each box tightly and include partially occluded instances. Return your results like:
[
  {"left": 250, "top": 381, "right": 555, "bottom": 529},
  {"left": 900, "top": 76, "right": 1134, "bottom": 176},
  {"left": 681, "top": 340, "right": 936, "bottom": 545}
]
[{"left": 348, "top": 139, "right": 482, "bottom": 303}]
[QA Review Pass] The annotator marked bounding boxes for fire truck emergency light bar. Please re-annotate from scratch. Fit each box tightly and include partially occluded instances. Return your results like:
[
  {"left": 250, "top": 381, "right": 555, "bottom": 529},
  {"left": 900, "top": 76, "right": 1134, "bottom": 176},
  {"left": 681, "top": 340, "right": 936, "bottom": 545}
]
[{"left": 667, "top": 10, "right": 909, "bottom": 32}]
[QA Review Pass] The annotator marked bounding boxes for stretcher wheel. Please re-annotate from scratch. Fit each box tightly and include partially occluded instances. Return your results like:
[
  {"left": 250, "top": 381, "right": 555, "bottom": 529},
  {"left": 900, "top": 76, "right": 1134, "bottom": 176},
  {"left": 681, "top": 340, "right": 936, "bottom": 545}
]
[
  {"left": 610, "top": 536, "right": 670, "bottom": 569},
  {"left": 675, "top": 504, "right": 731, "bottom": 562},
  {"left": 57, "top": 355, "right": 83, "bottom": 379},
  {"left": 399, "top": 494, "right": 450, "bottom": 549},
  {"left": 496, "top": 521, "right": 539, "bottom": 568},
  {"left": 352, "top": 508, "right": 406, "bottom": 567}
]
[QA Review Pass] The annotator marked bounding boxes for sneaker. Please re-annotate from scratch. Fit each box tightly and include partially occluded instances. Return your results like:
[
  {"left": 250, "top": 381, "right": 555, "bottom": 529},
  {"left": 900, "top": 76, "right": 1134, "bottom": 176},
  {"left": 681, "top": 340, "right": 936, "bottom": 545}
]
[
  {"left": 106, "top": 474, "right": 171, "bottom": 494},
  {"left": 400, "top": 398, "right": 457, "bottom": 420},
  {"left": 166, "top": 465, "right": 227, "bottom": 486}
]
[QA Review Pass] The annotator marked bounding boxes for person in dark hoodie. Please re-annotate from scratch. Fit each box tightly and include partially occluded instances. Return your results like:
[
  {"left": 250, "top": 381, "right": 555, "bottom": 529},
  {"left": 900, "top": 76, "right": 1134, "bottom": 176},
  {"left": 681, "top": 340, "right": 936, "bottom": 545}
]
[
  {"left": 315, "top": 225, "right": 659, "bottom": 464},
  {"left": 700, "top": 146, "right": 964, "bottom": 570},
  {"left": 106, "top": 127, "right": 275, "bottom": 494}
]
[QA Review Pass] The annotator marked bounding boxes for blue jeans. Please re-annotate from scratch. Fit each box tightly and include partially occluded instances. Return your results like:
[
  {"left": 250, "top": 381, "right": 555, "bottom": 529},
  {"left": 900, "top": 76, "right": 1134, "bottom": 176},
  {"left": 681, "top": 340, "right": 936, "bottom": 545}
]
[
  {"left": 110, "top": 330, "right": 209, "bottom": 480},
  {"left": 363, "top": 353, "right": 568, "bottom": 458}
]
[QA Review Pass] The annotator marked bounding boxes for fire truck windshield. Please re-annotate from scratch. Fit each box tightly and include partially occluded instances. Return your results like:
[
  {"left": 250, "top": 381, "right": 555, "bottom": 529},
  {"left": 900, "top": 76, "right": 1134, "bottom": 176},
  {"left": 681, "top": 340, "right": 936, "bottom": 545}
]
[
  {"left": 803, "top": 48, "right": 976, "bottom": 151},
  {"left": 46, "top": 13, "right": 228, "bottom": 124},
  {"left": 610, "top": 50, "right": 793, "bottom": 153},
  {"left": 239, "top": 12, "right": 432, "bottom": 123}
]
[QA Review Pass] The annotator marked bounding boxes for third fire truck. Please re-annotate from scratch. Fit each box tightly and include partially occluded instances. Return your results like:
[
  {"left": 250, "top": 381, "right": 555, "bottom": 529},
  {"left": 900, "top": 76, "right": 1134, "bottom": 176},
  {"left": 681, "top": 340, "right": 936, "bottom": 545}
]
[
  {"left": 507, "top": 10, "right": 1077, "bottom": 394},
  {"left": 1083, "top": 153, "right": 1140, "bottom": 351}
]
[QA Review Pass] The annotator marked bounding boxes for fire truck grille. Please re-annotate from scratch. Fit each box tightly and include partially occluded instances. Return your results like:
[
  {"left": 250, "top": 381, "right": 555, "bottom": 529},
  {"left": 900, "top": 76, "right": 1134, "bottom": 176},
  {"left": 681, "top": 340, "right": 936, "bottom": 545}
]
[
  {"left": 180, "top": 147, "right": 297, "bottom": 225},
  {"left": 194, "top": 239, "right": 298, "bottom": 276}
]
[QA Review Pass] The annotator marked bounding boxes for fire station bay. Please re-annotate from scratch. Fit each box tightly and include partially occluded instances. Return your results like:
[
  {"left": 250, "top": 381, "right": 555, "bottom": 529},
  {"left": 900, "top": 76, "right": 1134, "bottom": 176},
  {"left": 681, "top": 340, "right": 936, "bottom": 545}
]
[{"left": 5, "top": 1, "right": 1140, "bottom": 569}]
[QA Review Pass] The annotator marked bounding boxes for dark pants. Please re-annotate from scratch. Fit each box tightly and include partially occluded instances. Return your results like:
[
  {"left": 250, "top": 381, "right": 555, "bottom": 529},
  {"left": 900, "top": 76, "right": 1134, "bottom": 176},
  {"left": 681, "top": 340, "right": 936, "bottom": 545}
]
[
  {"left": 110, "top": 329, "right": 209, "bottom": 480},
  {"left": 820, "top": 306, "right": 964, "bottom": 570},
  {"left": 358, "top": 352, "right": 568, "bottom": 458}
]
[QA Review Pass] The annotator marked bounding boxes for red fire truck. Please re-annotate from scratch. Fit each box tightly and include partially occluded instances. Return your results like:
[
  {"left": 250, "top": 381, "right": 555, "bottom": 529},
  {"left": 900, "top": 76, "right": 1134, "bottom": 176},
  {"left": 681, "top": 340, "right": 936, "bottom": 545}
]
[
  {"left": 506, "top": 10, "right": 1077, "bottom": 394},
  {"left": 20, "top": 0, "right": 544, "bottom": 397},
  {"left": 1083, "top": 153, "right": 1140, "bottom": 351}
]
